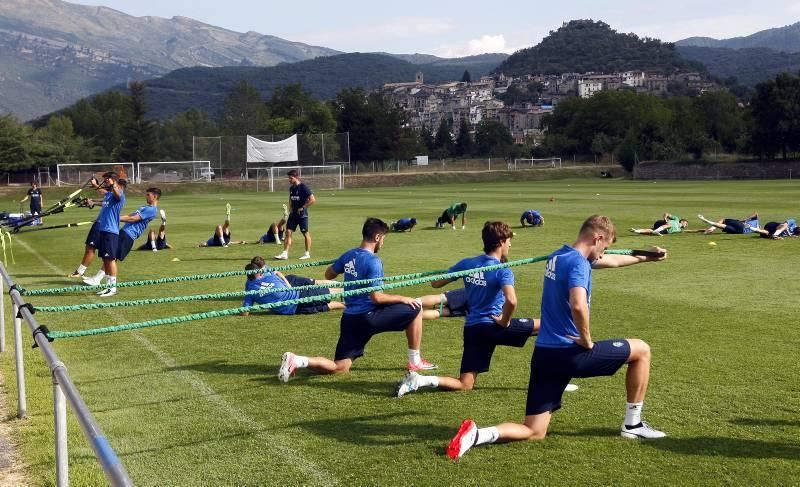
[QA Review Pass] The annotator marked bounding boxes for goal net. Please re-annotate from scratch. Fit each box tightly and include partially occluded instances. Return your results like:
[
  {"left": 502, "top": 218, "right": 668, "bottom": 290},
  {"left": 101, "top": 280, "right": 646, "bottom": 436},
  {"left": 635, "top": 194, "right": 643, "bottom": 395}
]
[
  {"left": 56, "top": 163, "right": 135, "bottom": 186},
  {"left": 511, "top": 158, "right": 562, "bottom": 169},
  {"left": 251, "top": 165, "right": 344, "bottom": 192},
  {"left": 137, "top": 161, "right": 213, "bottom": 183}
]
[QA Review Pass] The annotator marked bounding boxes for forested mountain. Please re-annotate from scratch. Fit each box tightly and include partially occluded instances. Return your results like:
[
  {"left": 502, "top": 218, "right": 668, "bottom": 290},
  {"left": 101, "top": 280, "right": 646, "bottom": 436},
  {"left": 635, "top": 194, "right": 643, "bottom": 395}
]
[
  {"left": 677, "top": 46, "right": 800, "bottom": 86},
  {"left": 94, "top": 53, "right": 501, "bottom": 120},
  {"left": 677, "top": 22, "right": 800, "bottom": 53},
  {"left": 496, "top": 20, "right": 705, "bottom": 76}
]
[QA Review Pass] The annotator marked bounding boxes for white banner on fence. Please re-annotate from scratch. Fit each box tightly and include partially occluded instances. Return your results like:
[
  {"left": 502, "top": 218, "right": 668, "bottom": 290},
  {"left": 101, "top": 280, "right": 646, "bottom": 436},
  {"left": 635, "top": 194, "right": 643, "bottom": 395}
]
[{"left": 246, "top": 135, "right": 299, "bottom": 163}]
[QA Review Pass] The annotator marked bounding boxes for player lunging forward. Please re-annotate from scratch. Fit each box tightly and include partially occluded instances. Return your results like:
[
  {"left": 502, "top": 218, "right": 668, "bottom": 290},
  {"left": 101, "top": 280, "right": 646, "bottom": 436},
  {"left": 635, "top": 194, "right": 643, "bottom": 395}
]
[
  {"left": 277, "top": 218, "right": 436, "bottom": 382},
  {"left": 447, "top": 215, "right": 667, "bottom": 459}
]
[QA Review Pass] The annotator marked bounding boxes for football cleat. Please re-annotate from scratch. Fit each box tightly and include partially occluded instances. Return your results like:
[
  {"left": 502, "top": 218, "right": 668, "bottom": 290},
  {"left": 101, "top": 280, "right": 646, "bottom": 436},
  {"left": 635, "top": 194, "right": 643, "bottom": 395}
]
[
  {"left": 278, "top": 352, "right": 297, "bottom": 383},
  {"left": 395, "top": 372, "right": 420, "bottom": 398},
  {"left": 97, "top": 288, "right": 117, "bottom": 298},
  {"left": 447, "top": 419, "right": 478, "bottom": 459},
  {"left": 620, "top": 421, "right": 666, "bottom": 439},
  {"left": 407, "top": 359, "right": 438, "bottom": 372}
]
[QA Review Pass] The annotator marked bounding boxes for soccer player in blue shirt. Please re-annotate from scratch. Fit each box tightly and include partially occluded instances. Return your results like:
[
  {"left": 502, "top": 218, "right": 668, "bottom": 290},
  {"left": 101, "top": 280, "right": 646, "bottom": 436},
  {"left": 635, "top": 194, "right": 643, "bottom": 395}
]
[
  {"left": 416, "top": 288, "right": 469, "bottom": 320},
  {"left": 82, "top": 188, "right": 161, "bottom": 296},
  {"left": 256, "top": 205, "right": 289, "bottom": 245},
  {"left": 137, "top": 211, "right": 170, "bottom": 251},
  {"left": 239, "top": 261, "right": 344, "bottom": 315},
  {"left": 391, "top": 217, "right": 417, "bottom": 232},
  {"left": 698, "top": 211, "right": 760, "bottom": 235},
  {"left": 199, "top": 203, "right": 246, "bottom": 247},
  {"left": 395, "top": 221, "right": 539, "bottom": 397},
  {"left": 21, "top": 181, "right": 43, "bottom": 224},
  {"left": 520, "top": 210, "right": 544, "bottom": 228},
  {"left": 277, "top": 217, "right": 437, "bottom": 382},
  {"left": 447, "top": 215, "right": 668, "bottom": 459},
  {"left": 68, "top": 172, "right": 125, "bottom": 285},
  {"left": 275, "top": 170, "right": 315, "bottom": 260}
]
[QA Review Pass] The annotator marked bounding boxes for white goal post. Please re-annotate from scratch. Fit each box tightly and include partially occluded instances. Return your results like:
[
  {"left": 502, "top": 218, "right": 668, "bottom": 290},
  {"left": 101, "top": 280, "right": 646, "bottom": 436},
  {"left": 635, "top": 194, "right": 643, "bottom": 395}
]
[
  {"left": 56, "top": 163, "right": 135, "bottom": 187},
  {"left": 251, "top": 165, "right": 344, "bottom": 192},
  {"left": 511, "top": 157, "right": 562, "bottom": 169},
  {"left": 136, "top": 161, "right": 213, "bottom": 183}
]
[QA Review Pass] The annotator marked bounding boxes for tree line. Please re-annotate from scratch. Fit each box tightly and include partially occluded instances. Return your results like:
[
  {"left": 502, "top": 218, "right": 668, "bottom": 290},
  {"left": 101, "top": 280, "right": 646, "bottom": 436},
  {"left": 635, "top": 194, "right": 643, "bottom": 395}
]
[{"left": 0, "top": 72, "right": 799, "bottom": 174}]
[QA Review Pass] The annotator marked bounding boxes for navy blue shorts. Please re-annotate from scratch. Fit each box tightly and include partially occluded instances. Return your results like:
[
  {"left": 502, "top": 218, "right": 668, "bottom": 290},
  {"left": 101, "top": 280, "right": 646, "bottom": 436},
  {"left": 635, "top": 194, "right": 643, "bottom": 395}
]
[
  {"left": 334, "top": 303, "right": 419, "bottom": 361},
  {"left": 525, "top": 339, "right": 631, "bottom": 415},
  {"left": 116, "top": 233, "right": 135, "bottom": 261},
  {"left": 96, "top": 231, "right": 119, "bottom": 260},
  {"left": 285, "top": 275, "right": 331, "bottom": 314},
  {"left": 206, "top": 231, "right": 230, "bottom": 247},
  {"left": 445, "top": 288, "right": 468, "bottom": 317},
  {"left": 85, "top": 222, "right": 101, "bottom": 247},
  {"left": 137, "top": 237, "right": 168, "bottom": 250},
  {"left": 31, "top": 204, "right": 41, "bottom": 215},
  {"left": 460, "top": 318, "right": 534, "bottom": 374},
  {"left": 287, "top": 213, "right": 309, "bottom": 233},
  {"left": 722, "top": 219, "right": 745, "bottom": 234},
  {"left": 259, "top": 231, "right": 284, "bottom": 243}
]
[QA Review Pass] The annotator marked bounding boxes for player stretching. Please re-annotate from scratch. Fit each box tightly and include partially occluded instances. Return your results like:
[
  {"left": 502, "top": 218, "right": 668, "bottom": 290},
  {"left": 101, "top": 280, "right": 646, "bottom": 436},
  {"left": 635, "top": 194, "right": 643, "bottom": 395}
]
[
  {"left": 630, "top": 212, "right": 692, "bottom": 236},
  {"left": 698, "top": 211, "right": 760, "bottom": 235},
  {"left": 137, "top": 210, "right": 170, "bottom": 251},
  {"left": 390, "top": 217, "right": 417, "bottom": 232},
  {"left": 83, "top": 188, "right": 162, "bottom": 295},
  {"left": 257, "top": 205, "right": 289, "bottom": 245},
  {"left": 275, "top": 169, "right": 315, "bottom": 260},
  {"left": 68, "top": 172, "right": 125, "bottom": 285},
  {"left": 396, "top": 221, "right": 539, "bottom": 397},
  {"left": 436, "top": 202, "right": 467, "bottom": 230},
  {"left": 199, "top": 203, "right": 246, "bottom": 247},
  {"left": 239, "top": 260, "right": 344, "bottom": 315},
  {"left": 416, "top": 288, "right": 468, "bottom": 320},
  {"left": 447, "top": 215, "right": 667, "bottom": 459},
  {"left": 278, "top": 217, "right": 436, "bottom": 381},
  {"left": 520, "top": 210, "right": 544, "bottom": 228}
]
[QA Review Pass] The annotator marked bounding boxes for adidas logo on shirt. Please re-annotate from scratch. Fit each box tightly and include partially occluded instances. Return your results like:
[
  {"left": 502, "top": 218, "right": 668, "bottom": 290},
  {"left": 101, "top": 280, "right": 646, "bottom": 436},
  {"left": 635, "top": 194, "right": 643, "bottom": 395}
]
[
  {"left": 465, "top": 271, "right": 487, "bottom": 286},
  {"left": 344, "top": 260, "right": 358, "bottom": 278},
  {"left": 545, "top": 256, "right": 558, "bottom": 281}
]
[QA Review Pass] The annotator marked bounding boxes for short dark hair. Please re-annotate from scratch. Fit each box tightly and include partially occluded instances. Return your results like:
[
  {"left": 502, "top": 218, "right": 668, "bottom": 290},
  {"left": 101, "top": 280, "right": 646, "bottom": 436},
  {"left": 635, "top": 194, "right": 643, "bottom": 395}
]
[
  {"left": 410, "top": 218, "right": 417, "bottom": 226},
  {"left": 460, "top": 203, "right": 468, "bottom": 211},
  {"left": 250, "top": 256, "right": 266, "bottom": 268},
  {"left": 287, "top": 169, "right": 299, "bottom": 178},
  {"left": 482, "top": 221, "right": 513, "bottom": 253},
  {"left": 793, "top": 227, "right": 800, "bottom": 236},
  {"left": 362, "top": 217, "right": 389, "bottom": 240},
  {"left": 245, "top": 262, "right": 261, "bottom": 281},
  {"left": 117, "top": 179, "right": 128, "bottom": 188},
  {"left": 101, "top": 171, "right": 119, "bottom": 181},
  {"left": 146, "top": 187, "right": 162, "bottom": 198}
]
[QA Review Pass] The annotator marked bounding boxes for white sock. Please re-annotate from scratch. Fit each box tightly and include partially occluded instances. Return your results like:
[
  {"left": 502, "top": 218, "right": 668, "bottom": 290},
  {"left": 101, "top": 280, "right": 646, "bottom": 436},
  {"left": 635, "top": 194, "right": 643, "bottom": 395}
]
[
  {"left": 408, "top": 349, "right": 421, "bottom": 365},
  {"left": 417, "top": 375, "right": 439, "bottom": 388},
  {"left": 76, "top": 264, "right": 87, "bottom": 274},
  {"left": 625, "top": 402, "right": 643, "bottom": 426},
  {"left": 150, "top": 240, "right": 157, "bottom": 250},
  {"left": 294, "top": 355, "right": 309, "bottom": 368},
  {"left": 475, "top": 427, "right": 499, "bottom": 446},
  {"left": 106, "top": 276, "right": 117, "bottom": 288},
  {"left": 92, "top": 270, "right": 105, "bottom": 281}
]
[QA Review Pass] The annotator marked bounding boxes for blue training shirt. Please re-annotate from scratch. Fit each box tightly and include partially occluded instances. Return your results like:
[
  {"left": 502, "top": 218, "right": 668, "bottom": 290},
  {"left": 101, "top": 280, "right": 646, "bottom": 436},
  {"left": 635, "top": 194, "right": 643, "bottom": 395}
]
[
  {"left": 96, "top": 190, "right": 126, "bottom": 234},
  {"left": 331, "top": 248, "right": 383, "bottom": 315},
  {"left": 522, "top": 210, "right": 542, "bottom": 224},
  {"left": 289, "top": 183, "right": 313, "bottom": 214},
  {"left": 121, "top": 205, "right": 158, "bottom": 240},
  {"left": 242, "top": 273, "right": 299, "bottom": 315},
  {"left": 537, "top": 245, "right": 592, "bottom": 348},
  {"left": 449, "top": 254, "right": 514, "bottom": 327}
]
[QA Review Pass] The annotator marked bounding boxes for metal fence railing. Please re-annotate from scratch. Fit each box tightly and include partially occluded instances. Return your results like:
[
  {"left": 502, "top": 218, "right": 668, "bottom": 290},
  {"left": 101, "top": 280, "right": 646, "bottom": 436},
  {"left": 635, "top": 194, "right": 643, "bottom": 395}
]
[{"left": 0, "top": 263, "right": 133, "bottom": 486}]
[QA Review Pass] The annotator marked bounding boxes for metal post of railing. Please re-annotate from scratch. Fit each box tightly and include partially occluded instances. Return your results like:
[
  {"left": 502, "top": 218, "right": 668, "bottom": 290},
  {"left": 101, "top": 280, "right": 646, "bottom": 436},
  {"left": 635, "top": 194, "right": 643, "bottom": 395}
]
[
  {"left": 1, "top": 277, "right": 5, "bottom": 352},
  {"left": 1, "top": 265, "right": 133, "bottom": 486},
  {"left": 12, "top": 302, "right": 26, "bottom": 418},
  {"left": 53, "top": 371, "right": 68, "bottom": 486}
]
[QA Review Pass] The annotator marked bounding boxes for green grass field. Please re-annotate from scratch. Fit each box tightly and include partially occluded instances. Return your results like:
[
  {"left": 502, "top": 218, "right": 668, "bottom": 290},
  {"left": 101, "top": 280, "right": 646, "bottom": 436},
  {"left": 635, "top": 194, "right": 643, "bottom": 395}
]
[{"left": 1, "top": 178, "right": 799, "bottom": 486}]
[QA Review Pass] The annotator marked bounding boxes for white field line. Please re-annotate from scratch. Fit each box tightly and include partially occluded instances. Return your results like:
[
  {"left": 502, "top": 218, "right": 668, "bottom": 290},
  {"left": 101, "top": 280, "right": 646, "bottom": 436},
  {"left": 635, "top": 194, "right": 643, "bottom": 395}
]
[{"left": 14, "top": 238, "right": 335, "bottom": 485}]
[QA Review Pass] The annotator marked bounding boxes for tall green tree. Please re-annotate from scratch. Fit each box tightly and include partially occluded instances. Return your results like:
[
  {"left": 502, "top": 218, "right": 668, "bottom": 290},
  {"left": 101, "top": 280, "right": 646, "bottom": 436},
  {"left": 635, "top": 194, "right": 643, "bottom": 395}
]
[
  {"left": 153, "top": 109, "right": 217, "bottom": 161},
  {"left": 454, "top": 119, "right": 473, "bottom": 156},
  {"left": 474, "top": 120, "right": 513, "bottom": 157},
  {"left": 461, "top": 70, "right": 472, "bottom": 83},
  {"left": 750, "top": 73, "right": 800, "bottom": 159},
  {"left": 119, "top": 81, "right": 156, "bottom": 163},
  {"left": 0, "top": 115, "right": 30, "bottom": 171},
  {"left": 219, "top": 81, "right": 268, "bottom": 135},
  {"left": 433, "top": 118, "right": 453, "bottom": 158},
  {"left": 334, "top": 89, "right": 411, "bottom": 161}
]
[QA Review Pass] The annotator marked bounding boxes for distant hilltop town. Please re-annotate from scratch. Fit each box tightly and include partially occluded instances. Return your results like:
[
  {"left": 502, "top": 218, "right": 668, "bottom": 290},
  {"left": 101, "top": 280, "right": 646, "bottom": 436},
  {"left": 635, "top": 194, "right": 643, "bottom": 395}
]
[{"left": 384, "top": 70, "right": 717, "bottom": 144}]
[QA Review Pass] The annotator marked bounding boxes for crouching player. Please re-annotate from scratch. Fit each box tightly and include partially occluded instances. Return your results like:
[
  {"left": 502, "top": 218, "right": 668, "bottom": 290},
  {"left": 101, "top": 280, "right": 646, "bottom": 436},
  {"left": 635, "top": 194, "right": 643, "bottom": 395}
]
[
  {"left": 520, "top": 210, "right": 544, "bottom": 228},
  {"left": 391, "top": 217, "right": 417, "bottom": 232},
  {"left": 277, "top": 218, "right": 437, "bottom": 382},
  {"left": 446, "top": 216, "right": 668, "bottom": 459},
  {"left": 396, "top": 221, "right": 539, "bottom": 397},
  {"left": 240, "top": 260, "right": 344, "bottom": 316}
]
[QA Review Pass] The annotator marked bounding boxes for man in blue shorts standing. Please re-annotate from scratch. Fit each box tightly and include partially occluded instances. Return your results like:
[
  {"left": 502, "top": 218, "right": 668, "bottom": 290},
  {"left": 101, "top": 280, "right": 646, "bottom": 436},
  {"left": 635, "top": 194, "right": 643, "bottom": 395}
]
[
  {"left": 520, "top": 210, "right": 544, "bottom": 228},
  {"left": 21, "top": 181, "right": 43, "bottom": 224},
  {"left": 82, "top": 188, "right": 161, "bottom": 294},
  {"left": 239, "top": 261, "right": 344, "bottom": 315},
  {"left": 275, "top": 169, "right": 315, "bottom": 260},
  {"left": 395, "top": 221, "right": 539, "bottom": 397},
  {"left": 68, "top": 172, "right": 126, "bottom": 290},
  {"left": 446, "top": 215, "right": 668, "bottom": 459},
  {"left": 277, "top": 217, "right": 437, "bottom": 382}
]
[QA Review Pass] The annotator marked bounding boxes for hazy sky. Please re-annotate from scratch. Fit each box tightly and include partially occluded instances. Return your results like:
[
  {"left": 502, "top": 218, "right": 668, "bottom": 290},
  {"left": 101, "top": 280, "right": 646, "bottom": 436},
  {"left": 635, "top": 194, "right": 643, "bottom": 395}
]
[{"left": 75, "top": 0, "right": 800, "bottom": 57}]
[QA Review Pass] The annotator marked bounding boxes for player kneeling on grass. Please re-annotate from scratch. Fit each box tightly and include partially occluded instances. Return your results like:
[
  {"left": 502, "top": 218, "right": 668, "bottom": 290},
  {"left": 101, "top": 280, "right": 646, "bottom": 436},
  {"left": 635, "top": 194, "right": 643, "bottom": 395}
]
[
  {"left": 256, "top": 205, "right": 289, "bottom": 245},
  {"left": 446, "top": 215, "right": 668, "bottom": 459},
  {"left": 198, "top": 203, "right": 247, "bottom": 247},
  {"left": 390, "top": 217, "right": 417, "bottom": 232},
  {"left": 396, "top": 221, "right": 539, "bottom": 398},
  {"left": 136, "top": 210, "right": 170, "bottom": 251},
  {"left": 278, "top": 217, "right": 437, "bottom": 382},
  {"left": 520, "top": 210, "right": 544, "bottom": 228},
  {"left": 239, "top": 261, "right": 344, "bottom": 316}
]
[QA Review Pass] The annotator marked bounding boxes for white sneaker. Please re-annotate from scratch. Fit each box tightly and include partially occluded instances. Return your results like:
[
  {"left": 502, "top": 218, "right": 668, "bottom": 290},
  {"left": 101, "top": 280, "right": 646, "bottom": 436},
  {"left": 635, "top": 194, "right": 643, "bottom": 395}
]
[
  {"left": 274, "top": 239, "right": 282, "bottom": 245},
  {"left": 395, "top": 372, "right": 421, "bottom": 398},
  {"left": 620, "top": 421, "right": 666, "bottom": 439},
  {"left": 299, "top": 252, "right": 311, "bottom": 260},
  {"left": 447, "top": 419, "right": 478, "bottom": 459},
  {"left": 278, "top": 352, "right": 297, "bottom": 383},
  {"left": 97, "top": 288, "right": 117, "bottom": 298},
  {"left": 159, "top": 209, "right": 167, "bottom": 224},
  {"left": 282, "top": 204, "right": 289, "bottom": 218},
  {"left": 82, "top": 275, "right": 103, "bottom": 286},
  {"left": 274, "top": 251, "right": 288, "bottom": 260},
  {"left": 152, "top": 248, "right": 158, "bottom": 252}
]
